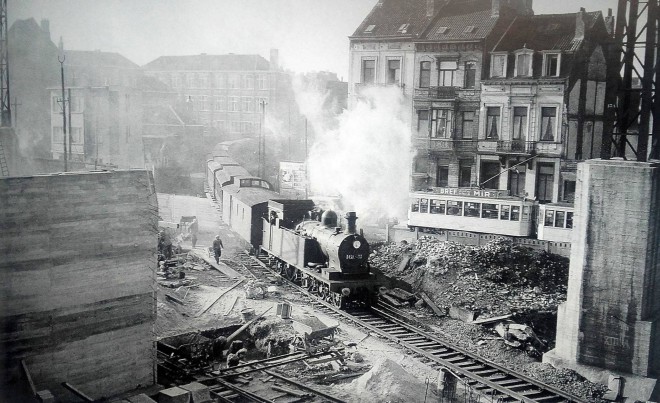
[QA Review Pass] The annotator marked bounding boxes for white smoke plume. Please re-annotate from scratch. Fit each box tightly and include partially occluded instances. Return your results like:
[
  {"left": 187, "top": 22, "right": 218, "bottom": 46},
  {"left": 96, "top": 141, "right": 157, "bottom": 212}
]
[{"left": 294, "top": 81, "right": 413, "bottom": 223}]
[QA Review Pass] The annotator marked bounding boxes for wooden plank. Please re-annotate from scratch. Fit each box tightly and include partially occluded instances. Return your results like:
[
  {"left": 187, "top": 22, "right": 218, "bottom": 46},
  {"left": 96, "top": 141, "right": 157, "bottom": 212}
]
[
  {"left": 223, "top": 295, "right": 239, "bottom": 316},
  {"left": 420, "top": 292, "right": 446, "bottom": 317},
  {"left": 471, "top": 314, "right": 513, "bottom": 325},
  {"left": 196, "top": 279, "right": 245, "bottom": 317}
]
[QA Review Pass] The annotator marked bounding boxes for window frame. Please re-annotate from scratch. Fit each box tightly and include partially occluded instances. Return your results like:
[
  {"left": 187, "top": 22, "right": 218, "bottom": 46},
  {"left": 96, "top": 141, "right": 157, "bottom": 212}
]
[
  {"left": 464, "top": 61, "right": 477, "bottom": 89},
  {"left": 490, "top": 53, "right": 507, "bottom": 78},
  {"left": 485, "top": 106, "right": 501, "bottom": 139},
  {"left": 387, "top": 58, "right": 402, "bottom": 85},
  {"left": 362, "top": 58, "right": 376, "bottom": 84},
  {"left": 514, "top": 49, "right": 534, "bottom": 77},
  {"left": 539, "top": 106, "right": 559, "bottom": 142},
  {"left": 431, "top": 108, "right": 453, "bottom": 139},
  {"left": 438, "top": 60, "right": 457, "bottom": 87},
  {"left": 542, "top": 52, "right": 561, "bottom": 77},
  {"left": 461, "top": 111, "right": 475, "bottom": 139},
  {"left": 511, "top": 106, "right": 529, "bottom": 140},
  {"left": 419, "top": 60, "right": 431, "bottom": 88}
]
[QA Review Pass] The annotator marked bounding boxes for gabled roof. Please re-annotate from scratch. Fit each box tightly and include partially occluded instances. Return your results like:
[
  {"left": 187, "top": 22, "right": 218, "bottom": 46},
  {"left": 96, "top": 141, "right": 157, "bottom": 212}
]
[
  {"left": 351, "top": 0, "right": 446, "bottom": 39},
  {"left": 492, "top": 11, "right": 603, "bottom": 52},
  {"left": 422, "top": 0, "right": 498, "bottom": 42},
  {"left": 143, "top": 54, "right": 270, "bottom": 71},
  {"left": 64, "top": 50, "right": 139, "bottom": 69},
  {"left": 223, "top": 185, "right": 280, "bottom": 207}
]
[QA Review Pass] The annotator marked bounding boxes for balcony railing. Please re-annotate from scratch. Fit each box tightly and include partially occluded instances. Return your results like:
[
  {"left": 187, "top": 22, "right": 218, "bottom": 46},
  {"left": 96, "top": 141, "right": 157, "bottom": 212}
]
[
  {"left": 414, "top": 86, "right": 457, "bottom": 100},
  {"left": 429, "top": 139, "right": 478, "bottom": 152},
  {"left": 478, "top": 140, "right": 536, "bottom": 154}
]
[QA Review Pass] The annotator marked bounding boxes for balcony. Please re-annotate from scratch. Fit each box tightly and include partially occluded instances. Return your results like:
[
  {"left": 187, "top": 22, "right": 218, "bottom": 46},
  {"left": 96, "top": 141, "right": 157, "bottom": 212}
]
[
  {"left": 428, "top": 139, "right": 478, "bottom": 153},
  {"left": 535, "top": 141, "right": 563, "bottom": 156},
  {"left": 478, "top": 140, "right": 536, "bottom": 154},
  {"left": 414, "top": 86, "right": 457, "bottom": 100}
]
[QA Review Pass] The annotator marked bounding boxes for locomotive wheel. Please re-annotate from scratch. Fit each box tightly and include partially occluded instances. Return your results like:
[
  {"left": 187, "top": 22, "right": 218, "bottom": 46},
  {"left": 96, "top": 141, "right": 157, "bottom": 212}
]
[
  {"left": 332, "top": 293, "right": 345, "bottom": 309},
  {"left": 319, "top": 286, "right": 329, "bottom": 301},
  {"left": 285, "top": 266, "right": 297, "bottom": 281}
]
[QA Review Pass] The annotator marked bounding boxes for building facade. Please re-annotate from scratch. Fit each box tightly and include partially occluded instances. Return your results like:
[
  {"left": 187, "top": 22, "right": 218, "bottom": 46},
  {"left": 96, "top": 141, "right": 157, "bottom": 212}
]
[
  {"left": 142, "top": 51, "right": 284, "bottom": 139},
  {"left": 49, "top": 49, "right": 145, "bottom": 169},
  {"left": 349, "top": 0, "right": 612, "bottom": 240}
]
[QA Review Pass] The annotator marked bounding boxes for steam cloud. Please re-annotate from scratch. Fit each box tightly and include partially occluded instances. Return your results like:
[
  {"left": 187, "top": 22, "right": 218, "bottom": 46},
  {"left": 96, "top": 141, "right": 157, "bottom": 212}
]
[{"left": 294, "top": 81, "right": 413, "bottom": 223}]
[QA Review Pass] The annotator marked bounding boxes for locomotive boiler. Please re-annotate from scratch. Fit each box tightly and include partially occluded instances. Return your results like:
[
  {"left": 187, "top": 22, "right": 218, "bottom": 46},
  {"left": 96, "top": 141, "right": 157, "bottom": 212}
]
[{"left": 261, "top": 200, "right": 378, "bottom": 308}]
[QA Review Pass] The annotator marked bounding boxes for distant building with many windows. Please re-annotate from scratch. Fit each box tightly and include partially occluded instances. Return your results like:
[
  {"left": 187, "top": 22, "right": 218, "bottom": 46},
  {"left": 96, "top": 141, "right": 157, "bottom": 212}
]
[{"left": 142, "top": 50, "right": 286, "bottom": 139}]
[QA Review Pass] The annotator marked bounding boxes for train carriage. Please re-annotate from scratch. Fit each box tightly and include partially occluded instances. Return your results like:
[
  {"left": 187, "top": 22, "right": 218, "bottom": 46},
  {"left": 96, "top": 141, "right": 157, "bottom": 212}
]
[{"left": 221, "top": 183, "right": 280, "bottom": 250}]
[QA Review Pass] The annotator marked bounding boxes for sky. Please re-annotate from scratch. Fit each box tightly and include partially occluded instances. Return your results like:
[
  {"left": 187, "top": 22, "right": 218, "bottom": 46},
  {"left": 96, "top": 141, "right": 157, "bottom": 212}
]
[{"left": 9, "top": 0, "right": 619, "bottom": 79}]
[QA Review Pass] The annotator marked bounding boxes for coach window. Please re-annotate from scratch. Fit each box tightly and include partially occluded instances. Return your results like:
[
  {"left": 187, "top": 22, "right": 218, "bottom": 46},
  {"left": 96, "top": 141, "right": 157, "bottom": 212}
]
[
  {"left": 500, "top": 205, "right": 511, "bottom": 220},
  {"left": 447, "top": 201, "right": 463, "bottom": 216},
  {"left": 523, "top": 206, "right": 531, "bottom": 221},
  {"left": 555, "top": 210, "right": 565, "bottom": 227},
  {"left": 251, "top": 179, "right": 260, "bottom": 187},
  {"left": 411, "top": 198, "right": 420, "bottom": 212},
  {"left": 510, "top": 206, "right": 520, "bottom": 221},
  {"left": 430, "top": 199, "right": 445, "bottom": 214},
  {"left": 420, "top": 198, "right": 429, "bottom": 213},
  {"left": 482, "top": 203, "right": 499, "bottom": 219},
  {"left": 464, "top": 202, "right": 480, "bottom": 217},
  {"left": 566, "top": 212, "right": 574, "bottom": 228}
]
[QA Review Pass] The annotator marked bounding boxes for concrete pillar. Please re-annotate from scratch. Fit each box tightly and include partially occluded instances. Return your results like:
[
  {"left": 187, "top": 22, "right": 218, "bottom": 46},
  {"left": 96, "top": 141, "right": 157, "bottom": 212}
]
[{"left": 545, "top": 159, "right": 660, "bottom": 399}]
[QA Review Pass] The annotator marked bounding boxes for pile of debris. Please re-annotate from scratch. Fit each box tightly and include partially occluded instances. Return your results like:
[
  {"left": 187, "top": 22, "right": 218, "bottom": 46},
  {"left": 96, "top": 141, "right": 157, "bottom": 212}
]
[
  {"left": 371, "top": 237, "right": 568, "bottom": 321},
  {"left": 348, "top": 359, "right": 430, "bottom": 403}
]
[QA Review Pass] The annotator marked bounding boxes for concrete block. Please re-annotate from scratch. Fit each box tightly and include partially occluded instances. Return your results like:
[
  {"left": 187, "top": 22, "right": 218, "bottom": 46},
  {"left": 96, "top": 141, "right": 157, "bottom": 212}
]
[
  {"left": 36, "top": 390, "right": 56, "bottom": 403},
  {"left": 448, "top": 305, "right": 476, "bottom": 322},
  {"left": 158, "top": 387, "right": 190, "bottom": 403},
  {"left": 179, "top": 382, "right": 211, "bottom": 403},
  {"left": 126, "top": 393, "right": 157, "bottom": 403}
]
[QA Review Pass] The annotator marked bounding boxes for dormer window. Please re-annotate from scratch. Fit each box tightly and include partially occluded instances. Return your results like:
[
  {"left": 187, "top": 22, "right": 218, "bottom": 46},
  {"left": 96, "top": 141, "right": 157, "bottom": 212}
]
[
  {"left": 514, "top": 49, "right": 533, "bottom": 77},
  {"left": 437, "top": 26, "right": 449, "bottom": 34},
  {"left": 543, "top": 52, "right": 561, "bottom": 76},
  {"left": 490, "top": 53, "right": 507, "bottom": 78},
  {"left": 364, "top": 24, "right": 376, "bottom": 33},
  {"left": 398, "top": 23, "right": 410, "bottom": 33},
  {"left": 464, "top": 26, "right": 475, "bottom": 33}
]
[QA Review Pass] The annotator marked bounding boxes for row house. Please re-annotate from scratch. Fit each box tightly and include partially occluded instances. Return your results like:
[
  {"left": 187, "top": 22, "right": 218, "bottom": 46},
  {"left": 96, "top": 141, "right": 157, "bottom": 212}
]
[
  {"left": 143, "top": 51, "right": 283, "bottom": 138},
  {"left": 348, "top": 0, "right": 443, "bottom": 117},
  {"left": 411, "top": 0, "right": 532, "bottom": 192},
  {"left": 478, "top": 9, "right": 610, "bottom": 206}
]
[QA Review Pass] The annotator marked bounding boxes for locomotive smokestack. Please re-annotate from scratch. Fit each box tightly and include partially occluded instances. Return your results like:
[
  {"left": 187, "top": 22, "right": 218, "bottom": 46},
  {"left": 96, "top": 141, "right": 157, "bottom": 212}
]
[{"left": 345, "top": 212, "right": 358, "bottom": 234}]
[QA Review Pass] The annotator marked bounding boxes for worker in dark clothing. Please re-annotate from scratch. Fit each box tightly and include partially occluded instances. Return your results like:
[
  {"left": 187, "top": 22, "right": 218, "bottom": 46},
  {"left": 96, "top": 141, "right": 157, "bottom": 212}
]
[
  {"left": 212, "top": 235, "right": 224, "bottom": 264},
  {"left": 159, "top": 230, "right": 173, "bottom": 260},
  {"left": 226, "top": 348, "right": 247, "bottom": 368},
  {"left": 189, "top": 218, "right": 199, "bottom": 248}
]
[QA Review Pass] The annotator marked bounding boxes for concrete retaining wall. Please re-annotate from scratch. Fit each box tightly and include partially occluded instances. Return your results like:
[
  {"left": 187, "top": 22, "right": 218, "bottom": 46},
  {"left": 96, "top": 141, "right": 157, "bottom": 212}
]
[{"left": 0, "top": 170, "right": 158, "bottom": 400}]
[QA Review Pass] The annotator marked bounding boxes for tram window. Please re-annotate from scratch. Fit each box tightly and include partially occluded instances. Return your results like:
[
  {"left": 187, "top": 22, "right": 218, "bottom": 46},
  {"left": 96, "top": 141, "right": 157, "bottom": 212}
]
[
  {"left": 411, "top": 199, "right": 420, "bottom": 212},
  {"left": 251, "top": 179, "right": 261, "bottom": 187},
  {"left": 482, "top": 203, "right": 499, "bottom": 219},
  {"left": 511, "top": 206, "right": 520, "bottom": 221},
  {"left": 447, "top": 201, "right": 463, "bottom": 216},
  {"left": 430, "top": 199, "right": 445, "bottom": 214},
  {"left": 420, "top": 198, "right": 429, "bottom": 213},
  {"left": 544, "top": 210, "right": 555, "bottom": 226},
  {"left": 500, "top": 205, "right": 511, "bottom": 220},
  {"left": 555, "top": 211, "right": 565, "bottom": 228},
  {"left": 566, "top": 212, "right": 574, "bottom": 229},
  {"left": 522, "top": 206, "right": 530, "bottom": 221},
  {"left": 464, "top": 202, "right": 480, "bottom": 217}
]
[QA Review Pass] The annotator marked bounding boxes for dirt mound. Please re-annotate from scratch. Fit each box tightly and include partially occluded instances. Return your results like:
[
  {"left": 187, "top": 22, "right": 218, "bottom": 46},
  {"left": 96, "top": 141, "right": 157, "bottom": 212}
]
[{"left": 350, "top": 358, "right": 430, "bottom": 402}]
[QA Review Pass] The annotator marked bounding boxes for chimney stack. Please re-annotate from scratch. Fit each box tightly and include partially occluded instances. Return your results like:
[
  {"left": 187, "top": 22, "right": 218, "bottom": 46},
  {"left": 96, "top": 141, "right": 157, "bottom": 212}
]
[
  {"left": 492, "top": 0, "right": 501, "bottom": 17},
  {"left": 605, "top": 8, "right": 615, "bottom": 36},
  {"left": 269, "top": 48, "right": 279, "bottom": 71},
  {"left": 345, "top": 212, "right": 358, "bottom": 234},
  {"left": 575, "top": 7, "right": 586, "bottom": 40}
]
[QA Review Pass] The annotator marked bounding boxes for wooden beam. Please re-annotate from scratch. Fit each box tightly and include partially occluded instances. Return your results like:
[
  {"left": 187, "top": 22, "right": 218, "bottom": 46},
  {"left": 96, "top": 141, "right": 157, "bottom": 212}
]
[{"left": 20, "top": 360, "right": 36, "bottom": 396}]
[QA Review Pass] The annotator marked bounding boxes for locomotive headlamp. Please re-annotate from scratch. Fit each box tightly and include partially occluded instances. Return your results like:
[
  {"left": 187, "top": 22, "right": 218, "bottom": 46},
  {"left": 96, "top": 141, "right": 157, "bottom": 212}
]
[
  {"left": 342, "top": 288, "right": 351, "bottom": 296},
  {"left": 353, "top": 240, "right": 361, "bottom": 249}
]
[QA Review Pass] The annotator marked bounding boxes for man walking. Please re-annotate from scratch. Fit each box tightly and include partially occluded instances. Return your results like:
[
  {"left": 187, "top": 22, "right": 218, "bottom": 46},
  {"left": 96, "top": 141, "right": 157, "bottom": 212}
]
[
  {"left": 212, "top": 235, "right": 224, "bottom": 264},
  {"left": 189, "top": 218, "right": 199, "bottom": 248}
]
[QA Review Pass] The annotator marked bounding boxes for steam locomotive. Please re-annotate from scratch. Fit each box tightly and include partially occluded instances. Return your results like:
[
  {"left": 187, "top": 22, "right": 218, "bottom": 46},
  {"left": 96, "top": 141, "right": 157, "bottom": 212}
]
[
  {"left": 206, "top": 151, "right": 379, "bottom": 309},
  {"left": 261, "top": 200, "right": 377, "bottom": 308}
]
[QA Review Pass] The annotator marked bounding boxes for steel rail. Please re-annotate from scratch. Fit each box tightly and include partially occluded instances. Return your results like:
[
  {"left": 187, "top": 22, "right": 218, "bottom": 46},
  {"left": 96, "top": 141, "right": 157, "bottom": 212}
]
[{"left": 245, "top": 251, "right": 587, "bottom": 403}]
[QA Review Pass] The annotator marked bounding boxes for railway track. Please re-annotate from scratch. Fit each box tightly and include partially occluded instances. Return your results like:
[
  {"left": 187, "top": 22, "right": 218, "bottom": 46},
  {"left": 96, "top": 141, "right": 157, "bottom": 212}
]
[{"left": 235, "top": 250, "right": 586, "bottom": 403}]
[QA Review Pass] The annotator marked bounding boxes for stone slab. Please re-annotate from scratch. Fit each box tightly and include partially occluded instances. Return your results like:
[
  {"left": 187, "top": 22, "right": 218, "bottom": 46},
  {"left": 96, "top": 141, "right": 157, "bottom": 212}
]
[
  {"left": 158, "top": 387, "right": 190, "bottom": 403},
  {"left": 126, "top": 393, "right": 157, "bottom": 403},
  {"left": 180, "top": 382, "right": 211, "bottom": 403}
]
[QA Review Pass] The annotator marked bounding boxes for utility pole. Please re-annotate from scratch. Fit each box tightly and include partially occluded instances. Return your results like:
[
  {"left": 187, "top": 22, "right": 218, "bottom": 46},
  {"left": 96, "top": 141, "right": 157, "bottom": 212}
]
[
  {"left": 0, "top": 0, "right": 11, "bottom": 127},
  {"left": 59, "top": 54, "right": 67, "bottom": 172},
  {"left": 259, "top": 100, "right": 267, "bottom": 178},
  {"left": 67, "top": 88, "right": 72, "bottom": 161},
  {"left": 304, "top": 117, "right": 308, "bottom": 199},
  {"left": 11, "top": 97, "right": 20, "bottom": 129}
]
